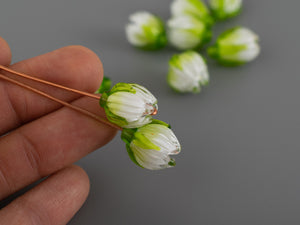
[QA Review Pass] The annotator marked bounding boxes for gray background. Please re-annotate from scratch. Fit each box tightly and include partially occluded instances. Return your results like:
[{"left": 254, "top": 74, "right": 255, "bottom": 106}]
[{"left": 0, "top": 0, "right": 299, "bottom": 224}]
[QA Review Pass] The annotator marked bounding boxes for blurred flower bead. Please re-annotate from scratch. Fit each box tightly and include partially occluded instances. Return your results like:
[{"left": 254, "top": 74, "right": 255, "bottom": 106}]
[
  {"left": 171, "top": 0, "right": 213, "bottom": 26},
  {"left": 208, "top": 0, "right": 243, "bottom": 20},
  {"left": 125, "top": 11, "right": 167, "bottom": 50},
  {"left": 100, "top": 83, "right": 158, "bottom": 128},
  {"left": 121, "top": 120, "right": 181, "bottom": 170},
  {"left": 168, "top": 51, "right": 209, "bottom": 93},
  {"left": 167, "top": 16, "right": 212, "bottom": 50},
  {"left": 208, "top": 27, "right": 260, "bottom": 66}
]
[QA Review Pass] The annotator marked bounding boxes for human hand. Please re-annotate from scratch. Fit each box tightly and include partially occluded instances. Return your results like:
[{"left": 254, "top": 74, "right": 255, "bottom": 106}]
[{"left": 0, "top": 37, "right": 117, "bottom": 224}]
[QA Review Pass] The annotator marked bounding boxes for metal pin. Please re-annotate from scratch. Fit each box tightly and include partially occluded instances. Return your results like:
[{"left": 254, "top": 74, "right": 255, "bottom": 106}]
[
  {"left": 0, "top": 65, "right": 101, "bottom": 100},
  {"left": 0, "top": 68, "right": 122, "bottom": 131}
]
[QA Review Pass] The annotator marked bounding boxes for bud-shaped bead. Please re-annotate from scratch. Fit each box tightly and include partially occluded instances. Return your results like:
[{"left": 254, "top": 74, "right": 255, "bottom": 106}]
[
  {"left": 121, "top": 120, "right": 181, "bottom": 170},
  {"left": 168, "top": 51, "right": 209, "bottom": 93},
  {"left": 125, "top": 11, "right": 167, "bottom": 50},
  {"left": 170, "top": 0, "right": 213, "bottom": 26},
  {"left": 208, "top": 27, "right": 260, "bottom": 66},
  {"left": 167, "top": 16, "right": 212, "bottom": 50},
  {"left": 208, "top": 0, "right": 242, "bottom": 20},
  {"left": 100, "top": 83, "right": 158, "bottom": 128}
]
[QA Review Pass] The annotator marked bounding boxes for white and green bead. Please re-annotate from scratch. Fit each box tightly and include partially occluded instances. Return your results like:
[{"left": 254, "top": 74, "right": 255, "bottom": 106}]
[
  {"left": 208, "top": 27, "right": 260, "bottom": 66},
  {"left": 167, "top": 51, "right": 209, "bottom": 93},
  {"left": 167, "top": 16, "right": 212, "bottom": 50},
  {"left": 170, "top": 0, "right": 213, "bottom": 26},
  {"left": 208, "top": 0, "right": 242, "bottom": 20},
  {"left": 100, "top": 83, "right": 158, "bottom": 128},
  {"left": 125, "top": 11, "right": 167, "bottom": 50},
  {"left": 121, "top": 120, "right": 181, "bottom": 170}
]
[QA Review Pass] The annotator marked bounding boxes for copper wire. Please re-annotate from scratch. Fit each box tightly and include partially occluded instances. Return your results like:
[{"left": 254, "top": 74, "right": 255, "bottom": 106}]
[
  {"left": 0, "top": 70, "right": 122, "bottom": 131},
  {"left": 152, "top": 108, "right": 158, "bottom": 116},
  {"left": 0, "top": 65, "right": 101, "bottom": 100}
]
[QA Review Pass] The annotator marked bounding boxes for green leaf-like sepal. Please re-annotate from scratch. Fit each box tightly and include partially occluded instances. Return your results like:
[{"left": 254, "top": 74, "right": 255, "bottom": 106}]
[
  {"left": 168, "top": 158, "right": 176, "bottom": 167},
  {"left": 99, "top": 93, "right": 108, "bottom": 107},
  {"left": 150, "top": 119, "right": 171, "bottom": 128},
  {"left": 139, "top": 18, "right": 167, "bottom": 51},
  {"left": 132, "top": 132, "right": 160, "bottom": 151},
  {"left": 121, "top": 128, "right": 137, "bottom": 145},
  {"left": 169, "top": 54, "right": 183, "bottom": 70},
  {"left": 211, "top": 3, "right": 242, "bottom": 21},
  {"left": 207, "top": 44, "right": 246, "bottom": 66},
  {"left": 103, "top": 107, "right": 129, "bottom": 127},
  {"left": 207, "top": 26, "right": 251, "bottom": 67},
  {"left": 109, "top": 83, "right": 137, "bottom": 95},
  {"left": 207, "top": 45, "right": 219, "bottom": 59},
  {"left": 96, "top": 76, "right": 112, "bottom": 94}
]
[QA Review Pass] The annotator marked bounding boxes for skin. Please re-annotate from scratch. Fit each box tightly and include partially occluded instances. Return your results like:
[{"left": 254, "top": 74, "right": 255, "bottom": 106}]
[{"left": 0, "top": 37, "right": 117, "bottom": 224}]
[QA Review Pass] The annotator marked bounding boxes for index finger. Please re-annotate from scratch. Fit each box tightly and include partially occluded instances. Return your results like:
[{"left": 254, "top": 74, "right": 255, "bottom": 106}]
[{"left": 0, "top": 37, "right": 11, "bottom": 66}]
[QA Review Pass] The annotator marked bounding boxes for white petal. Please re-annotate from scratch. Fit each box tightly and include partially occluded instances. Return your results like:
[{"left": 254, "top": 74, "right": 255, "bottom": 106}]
[
  {"left": 237, "top": 42, "right": 260, "bottom": 62},
  {"left": 169, "top": 51, "right": 209, "bottom": 92},
  {"left": 107, "top": 92, "right": 146, "bottom": 122},
  {"left": 224, "top": 0, "right": 242, "bottom": 13},
  {"left": 133, "top": 146, "right": 172, "bottom": 170},
  {"left": 129, "top": 11, "right": 154, "bottom": 26},
  {"left": 126, "top": 24, "right": 148, "bottom": 46},
  {"left": 122, "top": 116, "right": 152, "bottom": 129},
  {"left": 132, "top": 84, "right": 157, "bottom": 106},
  {"left": 209, "top": 0, "right": 242, "bottom": 14},
  {"left": 169, "top": 68, "right": 201, "bottom": 92},
  {"left": 168, "top": 29, "right": 200, "bottom": 50},
  {"left": 180, "top": 52, "right": 209, "bottom": 84},
  {"left": 138, "top": 124, "right": 181, "bottom": 155},
  {"left": 167, "top": 16, "right": 205, "bottom": 50},
  {"left": 224, "top": 27, "right": 258, "bottom": 45},
  {"left": 171, "top": 0, "right": 209, "bottom": 18}
]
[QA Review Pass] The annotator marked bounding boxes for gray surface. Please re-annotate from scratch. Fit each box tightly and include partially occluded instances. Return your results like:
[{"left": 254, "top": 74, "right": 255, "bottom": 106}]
[{"left": 1, "top": 0, "right": 300, "bottom": 224}]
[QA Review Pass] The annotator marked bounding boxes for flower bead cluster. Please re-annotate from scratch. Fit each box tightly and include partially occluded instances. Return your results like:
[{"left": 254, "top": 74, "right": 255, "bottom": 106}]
[
  {"left": 99, "top": 82, "right": 181, "bottom": 170},
  {"left": 125, "top": 0, "right": 260, "bottom": 94},
  {"left": 118, "top": 0, "right": 261, "bottom": 169}
]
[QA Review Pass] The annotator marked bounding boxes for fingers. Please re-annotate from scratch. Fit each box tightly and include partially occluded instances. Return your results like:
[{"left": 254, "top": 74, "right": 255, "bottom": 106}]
[
  {"left": 0, "top": 166, "right": 90, "bottom": 225},
  {"left": 0, "top": 45, "right": 103, "bottom": 134},
  {"left": 0, "top": 37, "right": 12, "bottom": 66},
  {"left": 0, "top": 96, "right": 117, "bottom": 199}
]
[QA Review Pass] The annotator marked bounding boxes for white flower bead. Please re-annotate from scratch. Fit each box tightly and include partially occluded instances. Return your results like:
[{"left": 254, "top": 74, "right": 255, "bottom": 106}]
[
  {"left": 125, "top": 11, "right": 167, "bottom": 50},
  {"left": 167, "top": 16, "right": 212, "bottom": 50},
  {"left": 100, "top": 83, "right": 158, "bottom": 128},
  {"left": 170, "top": 0, "right": 213, "bottom": 25},
  {"left": 168, "top": 51, "right": 209, "bottom": 93},
  {"left": 122, "top": 121, "right": 181, "bottom": 170},
  {"left": 208, "top": 27, "right": 260, "bottom": 66},
  {"left": 209, "top": 0, "right": 242, "bottom": 20}
]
